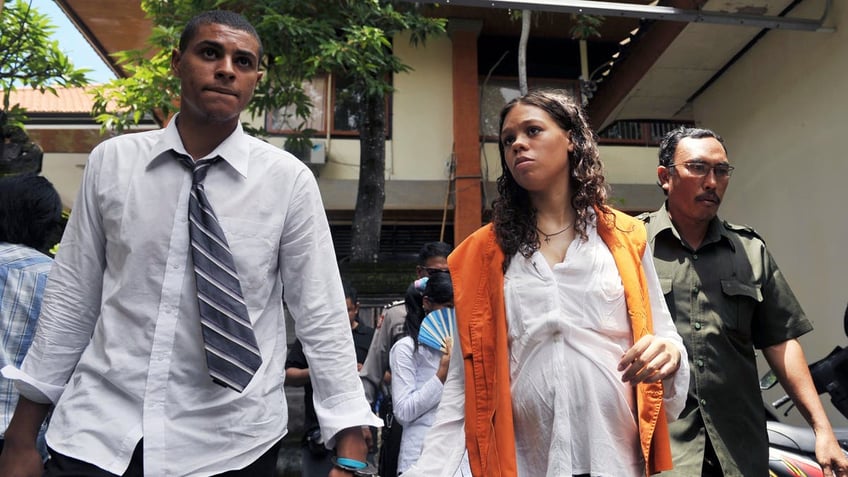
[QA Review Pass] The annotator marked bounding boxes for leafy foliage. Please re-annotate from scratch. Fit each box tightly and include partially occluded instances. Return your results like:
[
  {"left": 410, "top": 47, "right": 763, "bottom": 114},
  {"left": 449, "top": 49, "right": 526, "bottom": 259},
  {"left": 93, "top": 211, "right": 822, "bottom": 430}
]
[
  {"left": 92, "top": 0, "right": 446, "bottom": 135},
  {"left": 1, "top": 0, "right": 91, "bottom": 176},
  {"left": 0, "top": 0, "right": 91, "bottom": 128},
  {"left": 569, "top": 13, "right": 604, "bottom": 40}
]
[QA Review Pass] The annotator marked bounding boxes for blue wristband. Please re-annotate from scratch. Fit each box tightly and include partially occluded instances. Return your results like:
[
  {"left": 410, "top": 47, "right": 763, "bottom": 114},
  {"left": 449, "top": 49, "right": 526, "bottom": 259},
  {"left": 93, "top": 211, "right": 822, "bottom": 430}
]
[{"left": 335, "top": 457, "right": 367, "bottom": 469}]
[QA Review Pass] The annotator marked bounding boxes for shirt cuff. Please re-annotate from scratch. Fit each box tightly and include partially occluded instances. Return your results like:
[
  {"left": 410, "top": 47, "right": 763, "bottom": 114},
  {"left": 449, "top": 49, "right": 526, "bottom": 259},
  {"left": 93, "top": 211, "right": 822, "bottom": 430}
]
[
  {"left": 2, "top": 365, "right": 64, "bottom": 404},
  {"left": 316, "top": 390, "right": 383, "bottom": 449}
]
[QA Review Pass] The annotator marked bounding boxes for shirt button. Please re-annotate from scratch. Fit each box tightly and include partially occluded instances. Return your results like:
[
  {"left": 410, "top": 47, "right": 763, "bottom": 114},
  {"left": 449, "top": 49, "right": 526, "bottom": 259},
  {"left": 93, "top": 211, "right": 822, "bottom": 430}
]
[
  {"left": 693, "top": 254, "right": 698, "bottom": 260},
  {"left": 694, "top": 322, "right": 702, "bottom": 330},
  {"left": 696, "top": 359, "right": 704, "bottom": 368}
]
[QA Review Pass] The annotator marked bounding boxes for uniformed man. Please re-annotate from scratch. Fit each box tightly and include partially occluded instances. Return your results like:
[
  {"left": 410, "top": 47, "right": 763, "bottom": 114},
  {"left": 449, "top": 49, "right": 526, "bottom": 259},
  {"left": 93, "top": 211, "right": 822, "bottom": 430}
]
[
  {"left": 640, "top": 127, "right": 848, "bottom": 477},
  {"left": 359, "top": 241, "right": 451, "bottom": 477}
]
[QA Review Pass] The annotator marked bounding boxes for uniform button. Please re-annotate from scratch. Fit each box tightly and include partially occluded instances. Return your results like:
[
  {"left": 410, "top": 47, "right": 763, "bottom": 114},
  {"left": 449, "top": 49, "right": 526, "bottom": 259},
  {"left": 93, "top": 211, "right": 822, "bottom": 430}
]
[
  {"left": 700, "top": 398, "right": 707, "bottom": 406},
  {"left": 696, "top": 359, "right": 704, "bottom": 368},
  {"left": 694, "top": 322, "right": 702, "bottom": 330},
  {"left": 693, "top": 254, "right": 699, "bottom": 260}
]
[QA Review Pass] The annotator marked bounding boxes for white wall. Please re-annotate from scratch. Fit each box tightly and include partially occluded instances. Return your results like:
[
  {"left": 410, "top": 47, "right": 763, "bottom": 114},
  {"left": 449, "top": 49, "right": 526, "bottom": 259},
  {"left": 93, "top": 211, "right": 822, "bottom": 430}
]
[
  {"left": 41, "top": 152, "right": 88, "bottom": 208},
  {"left": 694, "top": 0, "right": 848, "bottom": 424},
  {"left": 251, "top": 32, "right": 454, "bottom": 188},
  {"left": 391, "top": 32, "right": 454, "bottom": 181}
]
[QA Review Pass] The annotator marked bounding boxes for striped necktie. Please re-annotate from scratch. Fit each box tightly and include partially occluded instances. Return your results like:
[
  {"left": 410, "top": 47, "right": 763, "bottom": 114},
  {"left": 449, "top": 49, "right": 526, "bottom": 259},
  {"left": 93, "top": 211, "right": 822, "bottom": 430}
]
[{"left": 177, "top": 153, "right": 262, "bottom": 392}]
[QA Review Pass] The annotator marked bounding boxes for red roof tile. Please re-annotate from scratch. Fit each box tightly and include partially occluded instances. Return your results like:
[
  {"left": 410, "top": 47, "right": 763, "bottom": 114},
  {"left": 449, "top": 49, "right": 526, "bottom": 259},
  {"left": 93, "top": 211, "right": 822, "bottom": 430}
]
[{"left": 4, "top": 86, "right": 102, "bottom": 113}]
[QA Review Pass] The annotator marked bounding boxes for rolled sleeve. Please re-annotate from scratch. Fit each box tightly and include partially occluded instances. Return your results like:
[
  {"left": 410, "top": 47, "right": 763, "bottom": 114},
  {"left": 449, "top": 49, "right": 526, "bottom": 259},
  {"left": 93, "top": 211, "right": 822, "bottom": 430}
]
[
  {"left": 2, "top": 366, "right": 62, "bottom": 404},
  {"left": 279, "top": 170, "right": 381, "bottom": 447},
  {"left": 6, "top": 148, "right": 108, "bottom": 401}
]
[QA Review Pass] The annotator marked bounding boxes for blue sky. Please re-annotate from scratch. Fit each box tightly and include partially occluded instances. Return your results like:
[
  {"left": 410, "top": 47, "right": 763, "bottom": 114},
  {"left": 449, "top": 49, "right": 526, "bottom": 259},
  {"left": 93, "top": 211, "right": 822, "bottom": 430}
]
[{"left": 32, "top": 0, "right": 117, "bottom": 84}]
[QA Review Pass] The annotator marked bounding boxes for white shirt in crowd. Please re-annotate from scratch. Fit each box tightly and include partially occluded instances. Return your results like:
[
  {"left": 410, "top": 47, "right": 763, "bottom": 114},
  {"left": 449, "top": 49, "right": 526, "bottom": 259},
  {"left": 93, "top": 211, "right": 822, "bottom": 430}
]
[
  {"left": 3, "top": 116, "right": 380, "bottom": 476},
  {"left": 390, "top": 335, "right": 471, "bottom": 476},
  {"left": 406, "top": 216, "right": 689, "bottom": 477}
]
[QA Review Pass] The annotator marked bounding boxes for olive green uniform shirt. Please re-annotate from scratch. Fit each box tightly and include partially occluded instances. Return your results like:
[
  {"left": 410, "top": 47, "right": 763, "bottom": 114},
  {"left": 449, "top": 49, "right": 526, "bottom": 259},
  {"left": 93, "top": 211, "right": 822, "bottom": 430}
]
[{"left": 640, "top": 203, "right": 812, "bottom": 477}]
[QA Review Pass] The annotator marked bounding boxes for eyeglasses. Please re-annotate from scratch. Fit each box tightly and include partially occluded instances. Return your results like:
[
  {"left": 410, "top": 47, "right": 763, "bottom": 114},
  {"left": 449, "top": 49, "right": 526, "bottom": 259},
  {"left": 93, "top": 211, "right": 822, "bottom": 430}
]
[{"left": 668, "top": 161, "right": 735, "bottom": 179}]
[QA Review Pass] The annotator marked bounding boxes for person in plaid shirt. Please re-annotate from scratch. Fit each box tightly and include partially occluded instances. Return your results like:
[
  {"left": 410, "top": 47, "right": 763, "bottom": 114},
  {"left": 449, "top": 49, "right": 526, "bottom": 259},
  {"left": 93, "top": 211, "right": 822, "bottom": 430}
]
[{"left": 0, "top": 175, "right": 62, "bottom": 459}]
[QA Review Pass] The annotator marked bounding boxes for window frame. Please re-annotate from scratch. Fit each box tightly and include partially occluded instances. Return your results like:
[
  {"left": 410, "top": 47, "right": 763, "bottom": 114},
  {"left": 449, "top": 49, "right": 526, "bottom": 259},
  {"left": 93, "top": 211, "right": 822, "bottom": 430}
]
[{"left": 266, "top": 74, "right": 391, "bottom": 139}]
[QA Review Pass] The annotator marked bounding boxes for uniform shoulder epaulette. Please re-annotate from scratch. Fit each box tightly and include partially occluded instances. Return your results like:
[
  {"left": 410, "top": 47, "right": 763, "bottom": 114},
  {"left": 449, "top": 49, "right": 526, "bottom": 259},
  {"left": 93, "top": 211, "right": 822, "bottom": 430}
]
[
  {"left": 722, "top": 220, "right": 765, "bottom": 241},
  {"left": 635, "top": 211, "right": 652, "bottom": 222}
]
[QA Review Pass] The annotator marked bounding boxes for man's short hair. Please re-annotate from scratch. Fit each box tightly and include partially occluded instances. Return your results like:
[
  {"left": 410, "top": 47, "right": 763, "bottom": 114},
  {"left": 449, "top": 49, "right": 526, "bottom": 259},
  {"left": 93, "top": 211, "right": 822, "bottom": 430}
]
[
  {"left": 342, "top": 280, "right": 358, "bottom": 303},
  {"left": 179, "top": 10, "right": 263, "bottom": 58},
  {"left": 417, "top": 241, "right": 452, "bottom": 265},
  {"left": 658, "top": 126, "right": 728, "bottom": 168},
  {"left": 0, "top": 175, "right": 62, "bottom": 250}
]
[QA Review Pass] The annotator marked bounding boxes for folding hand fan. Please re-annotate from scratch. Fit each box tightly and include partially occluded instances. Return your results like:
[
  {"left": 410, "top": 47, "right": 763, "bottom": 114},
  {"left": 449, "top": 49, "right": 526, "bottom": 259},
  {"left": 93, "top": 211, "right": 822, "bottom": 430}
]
[{"left": 418, "top": 307, "right": 456, "bottom": 353}]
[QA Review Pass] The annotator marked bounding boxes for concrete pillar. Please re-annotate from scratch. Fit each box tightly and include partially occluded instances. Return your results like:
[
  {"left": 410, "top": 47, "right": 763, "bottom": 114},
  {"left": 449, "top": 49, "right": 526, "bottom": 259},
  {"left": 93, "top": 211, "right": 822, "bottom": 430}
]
[{"left": 447, "top": 19, "right": 483, "bottom": 244}]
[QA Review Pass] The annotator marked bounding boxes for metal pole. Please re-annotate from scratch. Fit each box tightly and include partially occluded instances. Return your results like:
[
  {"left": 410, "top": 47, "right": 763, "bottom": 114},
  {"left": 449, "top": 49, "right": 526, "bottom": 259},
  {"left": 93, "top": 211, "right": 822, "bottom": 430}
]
[{"left": 409, "top": 0, "right": 834, "bottom": 32}]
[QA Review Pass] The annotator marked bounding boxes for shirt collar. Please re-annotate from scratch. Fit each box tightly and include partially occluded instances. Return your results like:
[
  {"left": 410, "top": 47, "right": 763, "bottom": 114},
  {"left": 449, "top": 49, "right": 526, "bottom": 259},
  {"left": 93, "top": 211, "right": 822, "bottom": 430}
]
[
  {"left": 148, "top": 114, "right": 250, "bottom": 178},
  {"left": 651, "top": 201, "right": 730, "bottom": 252}
]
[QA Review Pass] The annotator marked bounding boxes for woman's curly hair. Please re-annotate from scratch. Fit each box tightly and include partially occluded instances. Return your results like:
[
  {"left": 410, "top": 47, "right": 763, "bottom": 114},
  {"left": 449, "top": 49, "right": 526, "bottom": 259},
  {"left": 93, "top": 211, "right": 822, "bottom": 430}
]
[{"left": 492, "top": 89, "right": 611, "bottom": 271}]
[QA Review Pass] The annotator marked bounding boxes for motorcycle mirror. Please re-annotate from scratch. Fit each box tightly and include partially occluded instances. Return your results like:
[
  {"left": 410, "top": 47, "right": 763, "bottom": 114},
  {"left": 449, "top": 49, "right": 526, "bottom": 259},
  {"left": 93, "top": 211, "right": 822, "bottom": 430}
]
[
  {"left": 760, "top": 370, "right": 778, "bottom": 390},
  {"left": 844, "top": 302, "right": 848, "bottom": 338}
]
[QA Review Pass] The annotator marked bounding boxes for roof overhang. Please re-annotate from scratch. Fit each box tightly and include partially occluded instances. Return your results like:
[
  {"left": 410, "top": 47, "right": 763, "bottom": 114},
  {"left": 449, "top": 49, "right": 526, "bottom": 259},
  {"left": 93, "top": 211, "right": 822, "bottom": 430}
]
[{"left": 56, "top": 0, "right": 835, "bottom": 129}]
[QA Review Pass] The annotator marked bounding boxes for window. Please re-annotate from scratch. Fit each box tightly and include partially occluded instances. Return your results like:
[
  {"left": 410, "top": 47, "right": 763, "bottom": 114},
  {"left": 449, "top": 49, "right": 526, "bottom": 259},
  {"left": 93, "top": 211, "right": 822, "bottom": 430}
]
[
  {"left": 479, "top": 77, "right": 581, "bottom": 140},
  {"left": 266, "top": 75, "right": 386, "bottom": 137},
  {"left": 266, "top": 77, "right": 327, "bottom": 133}
]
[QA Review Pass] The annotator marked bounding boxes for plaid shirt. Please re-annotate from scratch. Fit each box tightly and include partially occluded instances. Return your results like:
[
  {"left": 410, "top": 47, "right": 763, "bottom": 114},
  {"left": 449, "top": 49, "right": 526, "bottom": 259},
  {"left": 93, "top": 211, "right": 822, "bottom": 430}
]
[{"left": 0, "top": 242, "right": 52, "bottom": 443}]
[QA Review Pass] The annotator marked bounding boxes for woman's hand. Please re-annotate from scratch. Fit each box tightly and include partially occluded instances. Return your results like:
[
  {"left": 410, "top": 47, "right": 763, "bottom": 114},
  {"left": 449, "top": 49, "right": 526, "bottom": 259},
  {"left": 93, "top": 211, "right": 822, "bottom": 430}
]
[
  {"left": 618, "top": 334, "right": 681, "bottom": 384},
  {"left": 436, "top": 337, "right": 453, "bottom": 383}
]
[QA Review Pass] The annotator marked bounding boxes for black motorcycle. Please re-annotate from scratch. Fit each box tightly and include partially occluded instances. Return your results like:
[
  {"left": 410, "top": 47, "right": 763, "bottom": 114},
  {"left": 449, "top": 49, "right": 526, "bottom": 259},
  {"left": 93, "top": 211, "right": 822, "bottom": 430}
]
[{"left": 761, "top": 305, "right": 848, "bottom": 476}]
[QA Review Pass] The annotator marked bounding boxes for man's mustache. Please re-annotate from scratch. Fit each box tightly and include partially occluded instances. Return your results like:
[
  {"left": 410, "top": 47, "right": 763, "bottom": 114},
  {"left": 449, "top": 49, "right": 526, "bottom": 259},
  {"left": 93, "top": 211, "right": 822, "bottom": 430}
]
[{"left": 696, "top": 192, "right": 721, "bottom": 204}]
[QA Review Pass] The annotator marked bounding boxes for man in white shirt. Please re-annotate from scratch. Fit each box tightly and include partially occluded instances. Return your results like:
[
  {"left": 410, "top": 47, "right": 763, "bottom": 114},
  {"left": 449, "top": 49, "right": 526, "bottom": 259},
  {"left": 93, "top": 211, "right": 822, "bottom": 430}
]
[{"left": 0, "top": 10, "right": 378, "bottom": 477}]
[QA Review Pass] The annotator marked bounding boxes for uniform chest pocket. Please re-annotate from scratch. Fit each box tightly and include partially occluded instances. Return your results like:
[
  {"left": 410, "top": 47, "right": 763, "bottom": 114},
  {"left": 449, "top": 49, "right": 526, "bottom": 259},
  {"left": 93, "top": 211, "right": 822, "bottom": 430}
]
[{"left": 720, "top": 279, "right": 762, "bottom": 335}]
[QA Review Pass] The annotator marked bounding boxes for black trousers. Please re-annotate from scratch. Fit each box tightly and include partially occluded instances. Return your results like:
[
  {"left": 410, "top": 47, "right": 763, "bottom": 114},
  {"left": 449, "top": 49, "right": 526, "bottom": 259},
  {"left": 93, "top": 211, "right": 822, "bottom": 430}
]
[{"left": 44, "top": 439, "right": 282, "bottom": 477}]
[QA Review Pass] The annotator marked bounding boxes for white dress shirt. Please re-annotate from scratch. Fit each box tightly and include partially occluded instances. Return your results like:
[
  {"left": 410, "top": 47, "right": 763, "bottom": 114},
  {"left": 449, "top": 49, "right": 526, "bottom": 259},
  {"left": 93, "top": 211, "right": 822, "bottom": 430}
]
[
  {"left": 405, "top": 217, "right": 689, "bottom": 477},
  {"left": 3, "top": 117, "right": 380, "bottom": 476}
]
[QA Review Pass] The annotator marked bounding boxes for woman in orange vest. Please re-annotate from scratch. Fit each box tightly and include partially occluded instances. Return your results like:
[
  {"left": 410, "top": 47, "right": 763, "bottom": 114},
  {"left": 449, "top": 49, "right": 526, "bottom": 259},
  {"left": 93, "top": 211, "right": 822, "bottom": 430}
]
[{"left": 404, "top": 89, "right": 689, "bottom": 477}]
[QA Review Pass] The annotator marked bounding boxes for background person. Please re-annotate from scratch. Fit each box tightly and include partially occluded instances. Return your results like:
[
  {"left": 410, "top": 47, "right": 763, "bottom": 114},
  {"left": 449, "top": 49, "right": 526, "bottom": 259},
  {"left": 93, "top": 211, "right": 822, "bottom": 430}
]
[
  {"left": 0, "top": 10, "right": 378, "bottom": 477},
  {"left": 286, "top": 281, "right": 375, "bottom": 476},
  {"left": 406, "top": 89, "right": 689, "bottom": 477},
  {"left": 360, "top": 241, "right": 451, "bottom": 476},
  {"left": 640, "top": 126, "right": 848, "bottom": 477},
  {"left": 0, "top": 175, "right": 62, "bottom": 461},
  {"left": 389, "top": 272, "right": 470, "bottom": 476}
]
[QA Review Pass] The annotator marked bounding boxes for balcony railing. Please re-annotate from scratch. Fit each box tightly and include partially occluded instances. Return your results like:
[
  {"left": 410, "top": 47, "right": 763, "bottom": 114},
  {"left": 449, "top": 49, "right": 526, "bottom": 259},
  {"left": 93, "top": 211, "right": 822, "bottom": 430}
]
[{"left": 598, "top": 120, "right": 695, "bottom": 146}]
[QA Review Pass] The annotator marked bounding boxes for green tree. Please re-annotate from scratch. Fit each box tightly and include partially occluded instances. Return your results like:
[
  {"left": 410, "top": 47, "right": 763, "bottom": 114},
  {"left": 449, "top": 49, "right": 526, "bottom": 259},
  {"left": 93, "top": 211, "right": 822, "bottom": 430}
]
[
  {"left": 91, "top": 0, "right": 445, "bottom": 263},
  {"left": 0, "top": 0, "right": 90, "bottom": 175}
]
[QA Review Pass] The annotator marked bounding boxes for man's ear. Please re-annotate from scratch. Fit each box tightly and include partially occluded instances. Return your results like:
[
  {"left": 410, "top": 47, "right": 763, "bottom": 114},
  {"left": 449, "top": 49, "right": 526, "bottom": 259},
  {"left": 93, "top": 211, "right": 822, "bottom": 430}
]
[
  {"left": 658, "top": 165, "right": 671, "bottom": 191},
  {"left": 171, "top": 48, "right": 181, "bottom": 75}
]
